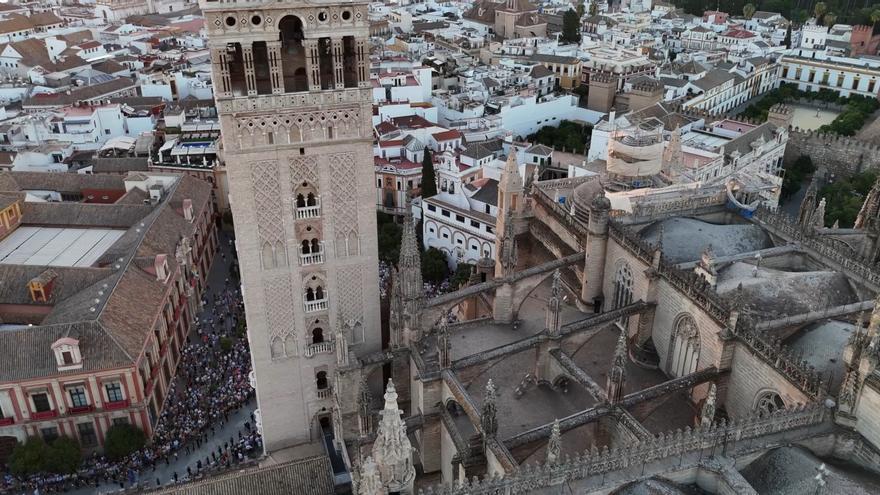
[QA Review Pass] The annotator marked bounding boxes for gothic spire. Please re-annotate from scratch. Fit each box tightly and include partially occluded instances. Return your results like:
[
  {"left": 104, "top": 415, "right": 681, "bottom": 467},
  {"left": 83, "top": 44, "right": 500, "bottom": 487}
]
[
  {"left": 700, "top": 383, "right": 717, "bottom": 427},
  {"left": 500, "top": 148, "right": 524, "bottom": 194},
  {"left": 856, "top": 176, "right": 880, "bottom": 229},
  {"left": 546, "top": 269, "right": 562, "bottom": 336},
  {"left": 389, "top": 267, "right": 403, "bottom": 348},
  {"left": 357, "top": 457, "right": 384, "bottom": 495},
  {"left": 662, "top": 124, "right": 683, "bottom": 179},
  {"left": 546, "top": 419, "right": 562, "bottom": 466},
  {"left": 372, "top": 379, "right": 415, "bottom": 493},
  {"left": 606, "top": 330, "right": 627, "bottom": 404},
  {"left": 481, "top": 379, "right": 498, "bottom": 440},
  {"left": 798, "top": 177, "right": 818, "bottom": 228},
  {"left": 358, "top": 374, "right": 374, "bottom": 436},
  {"left": 398, "top": 198, "right": 424, "bottom": 305}
]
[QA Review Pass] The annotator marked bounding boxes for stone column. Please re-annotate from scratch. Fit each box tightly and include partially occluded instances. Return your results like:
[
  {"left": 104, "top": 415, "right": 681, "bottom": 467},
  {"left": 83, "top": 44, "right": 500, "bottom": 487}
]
[
  {"left": 241, "top": 42, "right": 257, "bottom": 97},
  {"left": 267, "top": 40, "right": 284, "bottom": 95},
  {"left": 304, "top": 38, "right": 320, "bottom": 90},
  {"left": 211, "top": 47, "right": 231, "bottom": 97},
  {"left": 331, "top": 37, "right": 345, "bottom": 89},
  {"left": 356, "top": 37, "right": 369, "bottom": 88}
]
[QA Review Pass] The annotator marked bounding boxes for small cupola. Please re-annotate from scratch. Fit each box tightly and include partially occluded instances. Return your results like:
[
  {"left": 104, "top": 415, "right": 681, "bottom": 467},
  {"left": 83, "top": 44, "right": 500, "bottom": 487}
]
[
  {"left": 52, "top": 337, "right": 82, "bottom": 371},
  {"left": 28, "top": 269, "right": 58, "bottom": 303}
]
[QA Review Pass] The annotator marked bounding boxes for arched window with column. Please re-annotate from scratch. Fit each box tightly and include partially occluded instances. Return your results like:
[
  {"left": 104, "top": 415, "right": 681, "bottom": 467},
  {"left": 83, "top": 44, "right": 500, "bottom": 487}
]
[
  {"left": 318, "top": 38, "right": 334, "bottom": 89},
  {"left": 667, "top": 313, "right": 700, "bottom": 378},
  {"left": 279, "top": 16, "right": 308, "bottom": 92},
  {"left": 252, "top": 41, "right": 272, "bottom": 94},
  {"left": 342, "top": 36, "right": 358, "bottom": 88},
  {"left": 227, "top": 43, "right": 247, "bottom": 96}
]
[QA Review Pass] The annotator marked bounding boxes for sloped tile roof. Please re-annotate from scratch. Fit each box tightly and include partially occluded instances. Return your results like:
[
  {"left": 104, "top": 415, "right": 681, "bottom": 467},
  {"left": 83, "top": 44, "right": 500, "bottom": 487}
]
[{"left": 154, "top": 456, "right": 336, "bottom": 495}]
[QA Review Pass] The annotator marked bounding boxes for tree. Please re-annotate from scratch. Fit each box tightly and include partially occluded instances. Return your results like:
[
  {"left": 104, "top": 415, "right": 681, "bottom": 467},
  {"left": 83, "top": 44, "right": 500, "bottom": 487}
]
[
  {"left": 576, "top": 0, "right": 585, "bottom": 18},
  {"left": 421, "top": 149, "right": 437, "bottom": 198},
  {"left": 9, "top": 436, "right": 82, "bottom": 476},
  {"left": 561, "top": 9, "right": 581, "bottom": 44},
  {"left": 104, "top": 424, "right": 146, "bottom": 461},
  {"left": 814, "top": 2, "right": 827, "bottom": 24},
  {"left": 450, "top": 262, "right": 475, "bottom": 289},
  {"left": 421, "top": 247, "right": 449, "bottom": 284},
  {"left": 781, "top": 154, "right": 815, "bottom": 199},
  {"left": 821, "top": 171, "right": 877, "bottom": 227},
  {"left": 377, "top": 213, "right": 403, "bottom": 263},
  {"left": 783, "top": 25, "right": 792, "bottom": 48},
  {"left": 872, "top": 9, "right": 880, "bottom": 34},
  {"left": 589, "top": 0, "right": 598, "bottom": 16},
  {"left": 43, "top": 437, "right": 82, "bottom": 475},
  {"left": 742, "top": 3, "right": 756, "bottom": 19}
]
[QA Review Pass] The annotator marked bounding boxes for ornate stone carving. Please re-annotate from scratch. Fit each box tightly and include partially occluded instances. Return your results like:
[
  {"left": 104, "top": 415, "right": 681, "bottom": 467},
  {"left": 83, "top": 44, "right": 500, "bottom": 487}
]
[
  {"left": 328, "top": 151, "right": 360, "bottom": 257},
  {"left": 251, "top": 160, "right": 288, "bottom": 269},
  {"left": 217, "top": 89, "right": 370, "bottom": 113},
  {"left": 289, "top": 155, "right": 319, "bottom": 189},
  {"left": 236, "top": 107, "right": 362, "bottom": 149},
  {"left": 263, "top": 274, "right": 298, "bottom": 359},
  {"left": 336, "top": 264, "right": 364, "bottom": 342}
]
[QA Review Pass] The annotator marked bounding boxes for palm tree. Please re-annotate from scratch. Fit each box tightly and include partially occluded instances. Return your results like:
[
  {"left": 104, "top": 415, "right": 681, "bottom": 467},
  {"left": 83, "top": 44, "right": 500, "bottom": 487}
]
[
  {"left": 871, "top": 8, "right": 880, "bottom": 34},
  {"left": 824, "top": 12, "right": 837, "bottom": 27},
  {"left": 743, "top": 3, "right": 756, "bottom": 19},
  {"left": 814, "top": 2, "right": 827, "bottom": 24}
]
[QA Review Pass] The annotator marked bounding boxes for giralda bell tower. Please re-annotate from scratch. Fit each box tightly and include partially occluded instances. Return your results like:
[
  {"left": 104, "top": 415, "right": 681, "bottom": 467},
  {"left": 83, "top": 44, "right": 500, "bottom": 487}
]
[{"left": 200, "top": 0, "right": 380, "bottom": 452}]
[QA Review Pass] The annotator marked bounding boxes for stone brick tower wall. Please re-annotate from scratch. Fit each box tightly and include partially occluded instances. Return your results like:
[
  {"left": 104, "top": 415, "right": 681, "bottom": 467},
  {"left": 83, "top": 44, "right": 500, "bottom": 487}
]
[
  {"left": 586, "top": 72, "right": 618, "bottom": 113},
  {"left": 200, "top": 0, "right": 380, "bottom": 452}
]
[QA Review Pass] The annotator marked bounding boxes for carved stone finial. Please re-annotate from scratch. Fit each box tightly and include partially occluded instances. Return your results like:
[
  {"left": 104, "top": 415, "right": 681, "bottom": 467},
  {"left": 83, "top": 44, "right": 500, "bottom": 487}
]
[
  {"left": 606, "top": 330, "right": 627, "bottom": 404},
  {"left": 546, "top": 269, "right": 562, "bottom": 336},
  {"left": 437, "top": 312, "right": 451, "bottom": 369},
  {"left": 700, "top": 383, "right": 717, "bottom": 427},
  {"left": 812, "top": 197, "right": 826, "bottom": 229},
  {"left": 481, "top": 379, "right": 498, "bottom": 439},
  {"left": 357, "top": 456, "right": 384, "bottom": 495},
  {"left": 372, "top": 379, "right": 415, "bottom": 493},
  {"left": 546, "top": 419, "right": 562, "bottom": 466}
]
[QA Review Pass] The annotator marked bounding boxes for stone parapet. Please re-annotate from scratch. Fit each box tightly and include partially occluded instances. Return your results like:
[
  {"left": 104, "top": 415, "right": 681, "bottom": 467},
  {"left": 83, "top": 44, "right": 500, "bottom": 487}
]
[{"left": 418, "top": 403, "right": 828, "bottom": 495}]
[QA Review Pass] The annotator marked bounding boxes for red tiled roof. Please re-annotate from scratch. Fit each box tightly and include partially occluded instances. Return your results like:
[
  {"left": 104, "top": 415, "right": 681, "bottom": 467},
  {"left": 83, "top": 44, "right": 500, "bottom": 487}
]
[
  {"left": 390, "top": 115, "right": 433, "bottom": 129},
  {"left": 432, "top": 129, "right": 462, "bottom": 141}
]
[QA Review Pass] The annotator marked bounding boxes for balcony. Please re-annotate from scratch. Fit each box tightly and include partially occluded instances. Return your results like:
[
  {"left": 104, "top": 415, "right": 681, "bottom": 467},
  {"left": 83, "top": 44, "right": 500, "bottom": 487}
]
[
  {"left": 300, "top": 249, "right": 325, "bottom": 266},
  {"left": 317, "top": 387, "right": 333, "bottom": 400},
  {"left": 69, "top": 405, "right": 94, "bottom": 415},
  {"left": 296, "top": 202, "right": 321, "bottom": 220},
  {"left": 304, "top": 298, "right": 328, "bottom": 313},
  {"left": 104, "top": 399, "right": 130, "bottom": 411},
  {"left": 0, "top": 417, "right": 14, "bottom": 426},
  {"left": 32, "top": 410, "right": 58, "bottom": 420},
  {"left": 304, "top": 341, "right": 334, "bottom": 358}
]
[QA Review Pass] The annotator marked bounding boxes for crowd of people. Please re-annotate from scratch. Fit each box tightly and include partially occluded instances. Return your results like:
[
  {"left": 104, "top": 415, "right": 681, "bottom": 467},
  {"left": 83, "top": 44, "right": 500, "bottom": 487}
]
[
  {"left": 1, "top": 242, "right": 262, "bottom": 495},
  {"left": 377, "top": 260, "right": 456, "bottom": 299}
]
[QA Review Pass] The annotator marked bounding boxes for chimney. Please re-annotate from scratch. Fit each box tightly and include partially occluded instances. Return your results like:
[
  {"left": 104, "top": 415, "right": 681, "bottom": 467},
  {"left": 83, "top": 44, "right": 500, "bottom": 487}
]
[
  {"left": 182, "top": 198, "right": 193, "bottom": 222},
  {"left": 154, "top": 254, "right": 169, "bottom": 282}
]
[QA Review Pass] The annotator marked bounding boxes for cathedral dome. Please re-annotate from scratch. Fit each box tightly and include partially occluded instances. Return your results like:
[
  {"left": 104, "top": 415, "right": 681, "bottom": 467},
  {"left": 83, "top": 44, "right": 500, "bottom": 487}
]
[{"left": 571, "top": 179, "right": 608, "bottom": 223}]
